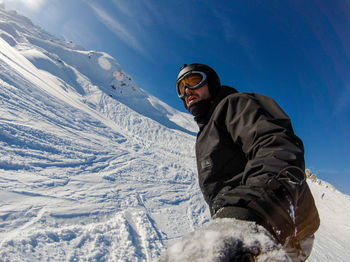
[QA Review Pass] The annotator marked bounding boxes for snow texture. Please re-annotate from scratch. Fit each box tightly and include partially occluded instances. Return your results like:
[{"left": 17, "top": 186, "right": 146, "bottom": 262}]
[
  {"left": 156, "top": 218, "right": 289, "bottom": 262},
  {"left": 0, "top": 7, "right": 349, "bottom": 261}
]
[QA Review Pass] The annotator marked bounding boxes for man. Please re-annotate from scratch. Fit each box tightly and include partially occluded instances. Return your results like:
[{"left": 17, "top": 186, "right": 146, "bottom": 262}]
[{"left": 176, "top": 63, "right": 320, "bottom": 261}]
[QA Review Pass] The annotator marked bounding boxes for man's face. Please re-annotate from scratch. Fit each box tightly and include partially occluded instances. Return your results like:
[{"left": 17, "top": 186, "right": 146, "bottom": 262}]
[{"left": 184, "top": 84, "right": 211, "bottom": 108}]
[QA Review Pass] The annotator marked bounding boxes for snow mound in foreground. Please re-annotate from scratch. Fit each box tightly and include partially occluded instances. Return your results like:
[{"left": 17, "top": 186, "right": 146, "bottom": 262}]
[{"left": 156, "top": 218, "right": 288, "bottom": 262}]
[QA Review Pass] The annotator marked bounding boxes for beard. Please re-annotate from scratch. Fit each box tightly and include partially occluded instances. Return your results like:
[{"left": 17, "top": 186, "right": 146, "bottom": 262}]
[{"left": 188, "top": 99, "right": 212, "bottom": 125}]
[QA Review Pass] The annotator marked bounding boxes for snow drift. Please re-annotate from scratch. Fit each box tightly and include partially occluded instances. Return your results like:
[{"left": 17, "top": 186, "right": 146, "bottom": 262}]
[
  {"left": 156, "top": 218, "right": 289, "bottom": 262},
  {"left": 0, "top": 7, "right": 349, "bottom": 261}
]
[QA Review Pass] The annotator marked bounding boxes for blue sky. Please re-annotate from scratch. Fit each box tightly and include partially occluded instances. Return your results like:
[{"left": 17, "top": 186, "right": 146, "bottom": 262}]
[{"left": 2, "top": 0, "right": 350, "bottom": 194}]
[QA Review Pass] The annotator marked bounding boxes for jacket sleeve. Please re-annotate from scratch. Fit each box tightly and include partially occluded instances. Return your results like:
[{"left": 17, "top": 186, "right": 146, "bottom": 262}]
[{"left": 213, "top": 93, "right": 320, "bottom": 244}]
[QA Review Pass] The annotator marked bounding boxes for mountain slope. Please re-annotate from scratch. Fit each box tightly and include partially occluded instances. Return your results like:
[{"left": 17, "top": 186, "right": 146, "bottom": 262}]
[
  {"left": 0, "top": 7, "right": 206, "bottom": 261},
  {"left": 306, "top": 178, "right": 350, "bottom": 262},
  {"left": 0, "top": 7, "right": 349, "bottom": 261}
]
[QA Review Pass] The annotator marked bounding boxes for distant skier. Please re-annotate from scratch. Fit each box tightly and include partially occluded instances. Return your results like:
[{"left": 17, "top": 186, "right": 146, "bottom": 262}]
[{"left": 174, "top": 63, "right": 320, "bottom": 261}]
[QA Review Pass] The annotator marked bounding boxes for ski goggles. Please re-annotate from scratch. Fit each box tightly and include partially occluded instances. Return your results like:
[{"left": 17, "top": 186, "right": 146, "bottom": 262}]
[{"left": 176, "top": 71, "right": 207, "bottom": 98}]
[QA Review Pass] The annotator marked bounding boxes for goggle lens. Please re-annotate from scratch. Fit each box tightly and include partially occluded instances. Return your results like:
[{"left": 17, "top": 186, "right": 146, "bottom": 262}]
[{"left": 177, "top": 72, "right": 206, "bottom": 98}]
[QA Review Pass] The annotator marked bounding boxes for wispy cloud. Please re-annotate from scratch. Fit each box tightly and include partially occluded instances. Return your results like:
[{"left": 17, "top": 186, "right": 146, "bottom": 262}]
[
  {"left": 212, "top": 8, "right": 261, "bottom": 70},
  {"left": 87, "top": 2, "right": 145, "bottom": 56},
  {"left": 212, "top": 9, "right": 236, "bottom": 42},
  {"left": 334, "top": 85, "right": 350, "bottom": 115},
  {"left": 111, "top": 0, "right": 160, "bottom": 27}
]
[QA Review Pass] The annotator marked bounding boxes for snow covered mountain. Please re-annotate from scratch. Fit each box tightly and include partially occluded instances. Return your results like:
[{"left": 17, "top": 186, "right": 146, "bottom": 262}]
[{"left": 0, "top": 7, "right": 349, "bottom": 261}]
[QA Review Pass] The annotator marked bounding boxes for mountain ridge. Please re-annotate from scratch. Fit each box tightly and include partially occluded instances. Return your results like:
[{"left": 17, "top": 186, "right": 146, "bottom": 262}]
[{"left": 0, "top": 7, "right": 197, "bottom": 136}]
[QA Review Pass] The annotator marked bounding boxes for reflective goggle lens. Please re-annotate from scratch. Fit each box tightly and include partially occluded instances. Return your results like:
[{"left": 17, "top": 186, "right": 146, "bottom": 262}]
[{"left": 177, "top": 72, "right": 206, "bottom": 98}]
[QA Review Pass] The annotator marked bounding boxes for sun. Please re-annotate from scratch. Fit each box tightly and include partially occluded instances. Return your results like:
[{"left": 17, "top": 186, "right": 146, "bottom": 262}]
[
  {"left": 23, "top": 0, "right": 45, "bottom": 10},
  {"left": 2, "top": 0, "right": 46, "bottom": 11}
]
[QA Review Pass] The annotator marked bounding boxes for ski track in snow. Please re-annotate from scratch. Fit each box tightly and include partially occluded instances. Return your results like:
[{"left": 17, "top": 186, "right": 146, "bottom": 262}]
[
  {"left": 0, "top": 8, "right": 207, "bottom": 261},
  {"left": 0, "top": 7, "right": 349, "bottom": 261}
]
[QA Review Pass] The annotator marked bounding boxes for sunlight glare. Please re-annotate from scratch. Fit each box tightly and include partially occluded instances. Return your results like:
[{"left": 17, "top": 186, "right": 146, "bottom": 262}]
[
  {"left": 98, "top": 56, "right": 111, "bottom": 70},
  {"left": 5, "top": 0, "right": 46, "bottom": 11}
]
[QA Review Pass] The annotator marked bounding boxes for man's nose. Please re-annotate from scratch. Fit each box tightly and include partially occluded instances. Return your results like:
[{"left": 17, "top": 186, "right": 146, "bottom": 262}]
[{"left": 185, "top": 87, "right": 193, "bottom": 95}]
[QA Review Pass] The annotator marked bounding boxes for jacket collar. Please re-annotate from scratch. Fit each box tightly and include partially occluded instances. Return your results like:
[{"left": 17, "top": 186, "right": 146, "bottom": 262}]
[{"left": 196, "top": 85, "right": 238, "bottom": 130}]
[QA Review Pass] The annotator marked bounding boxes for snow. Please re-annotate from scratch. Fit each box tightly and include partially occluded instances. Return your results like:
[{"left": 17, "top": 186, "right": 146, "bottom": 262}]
[
  {"left": 0, "top": 7, "right": 349, "bottom": 261},
  {"left": 306, "top": 179, "right": 350, "bottom": 261},
  {"left": 156, "top": 218, "right": 289, "bottom": 262}
]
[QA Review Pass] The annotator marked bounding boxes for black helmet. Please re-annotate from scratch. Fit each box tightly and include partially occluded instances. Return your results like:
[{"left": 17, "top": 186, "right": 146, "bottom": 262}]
[{"left": 176, "top": 63, "right": 221, "bottom": 99}]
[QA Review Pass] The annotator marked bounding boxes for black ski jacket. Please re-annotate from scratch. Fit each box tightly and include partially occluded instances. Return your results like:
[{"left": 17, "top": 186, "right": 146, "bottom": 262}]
[{"left": 194, "top": 86, "right": 320, "bottom": 245}]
